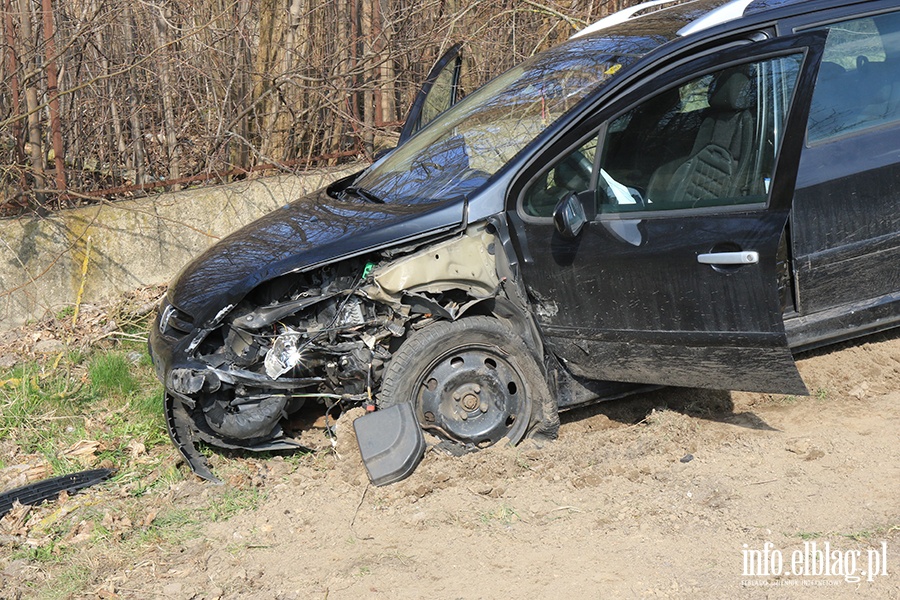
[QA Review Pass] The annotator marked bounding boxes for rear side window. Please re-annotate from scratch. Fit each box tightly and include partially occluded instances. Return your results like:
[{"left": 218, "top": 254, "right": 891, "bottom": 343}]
[{"left": 807, "top": 12, "right": 900, "bottom": 143}]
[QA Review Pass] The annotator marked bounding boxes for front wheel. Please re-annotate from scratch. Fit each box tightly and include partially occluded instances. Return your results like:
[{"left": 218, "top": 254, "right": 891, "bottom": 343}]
[{"left": 379, "top": 316, "right": 547, "bottom": 448}]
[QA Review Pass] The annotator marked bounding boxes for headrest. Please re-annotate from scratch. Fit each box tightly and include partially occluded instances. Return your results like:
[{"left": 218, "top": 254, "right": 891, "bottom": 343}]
[{"left": 709, "top": 69, "right": 754, "bottom": 110}]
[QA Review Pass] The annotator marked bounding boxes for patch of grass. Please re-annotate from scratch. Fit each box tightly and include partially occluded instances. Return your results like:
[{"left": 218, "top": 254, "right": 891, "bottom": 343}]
[
  {"left": 137, "top": 351, "right": 154, "bottom": 368},
  {"left": 781, "top": 395, "right": 799, "bottom": 404},
  {"left": 283, "top": 450, "right": 313, "bottom": 471},
  {"left": 89, "top": 352, "right": 137, "bottom": 397},
  {"left": 841, "top": 523, "right": 900, "bottom": 541},
  {"left": 67, "top": 349, "right": 86, "bottom": 366},
  {"left": 1, "top": 347, "right": 171, "bottom": 476},
  {"left": 44, "top": 446, "right": 86, "bottom": 475},
  {"left": 99, "top": 388, "right": 167, "bottom": 451},
  {"left": 479, "top": 503, "right": 520, "bottom": 526},
  {"left": 138, "top": 507, "right": 204, "bottom": 545},
  {"left": 0, "top": 364, "right": 88, "bottom": 468},
  {"left": 154, "top": 461, "right": 187, "bottom": 488},
  {"left": 12, "top": 539, "right": 69, "bottom": 563},
  {"left": 513, "top": 451, "right": 534, "bottom": 471},
  {"left": 843, "top": 530, "right": 875, "bottom": 541},
  {"left": 125, "top": 460, "right": 184, "bottom": 498},
  {"left": 793, "top": 524, "right": 900, "bottom": 543},
  {"left": 35, "top": 564, "right": 91, "bottom": 600},
  {"left": 0, "top": 302, "right": 185, "bottom": 600},
  {"left": 54, "top": 306, "right": 75, "bottom": 321},
  {"left": 205, "top": 487, "right": 267, "bottom": 522}
]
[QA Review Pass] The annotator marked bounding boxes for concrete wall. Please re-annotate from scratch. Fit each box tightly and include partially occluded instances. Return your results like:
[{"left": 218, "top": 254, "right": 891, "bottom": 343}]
[{"left": 0, "top": 166, "right": 360, "bottom": 330}]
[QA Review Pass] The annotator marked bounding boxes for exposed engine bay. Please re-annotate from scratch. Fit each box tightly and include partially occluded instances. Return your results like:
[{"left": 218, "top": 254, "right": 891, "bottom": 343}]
[{"left": 158, "top": 224, "right": 553, "bottom": 481}]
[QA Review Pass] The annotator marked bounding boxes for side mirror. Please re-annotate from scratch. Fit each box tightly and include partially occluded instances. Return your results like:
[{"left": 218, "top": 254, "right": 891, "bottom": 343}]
[{"left": 553, "top": 192, "right": 588, "bottom": 239}]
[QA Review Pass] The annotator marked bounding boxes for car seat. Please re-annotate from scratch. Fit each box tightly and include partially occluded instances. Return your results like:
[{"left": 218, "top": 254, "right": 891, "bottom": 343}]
[{"left": 647, "top": 67, "right": 757, "bottom": 207}]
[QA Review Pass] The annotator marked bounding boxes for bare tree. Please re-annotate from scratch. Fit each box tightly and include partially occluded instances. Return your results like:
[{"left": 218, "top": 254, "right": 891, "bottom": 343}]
[{"left": 0, "top": 0, "right": 641, "bottom": 211}]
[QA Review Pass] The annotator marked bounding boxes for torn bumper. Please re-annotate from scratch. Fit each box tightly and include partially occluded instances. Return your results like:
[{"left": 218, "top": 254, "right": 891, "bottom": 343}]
[{"left": 150, "top": 303, "right": 311, "bottom": 482}]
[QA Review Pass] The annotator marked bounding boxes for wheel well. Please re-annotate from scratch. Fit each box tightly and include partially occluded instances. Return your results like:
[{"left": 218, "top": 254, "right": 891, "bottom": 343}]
[{"left": 456, "top": 296, "right": 544, "bottom": 361}]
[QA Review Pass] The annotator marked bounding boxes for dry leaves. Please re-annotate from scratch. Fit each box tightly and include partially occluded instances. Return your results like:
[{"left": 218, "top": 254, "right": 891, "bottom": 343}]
[
  {"left": 0, "top": 461, "right": 52, "bottom": 491},
  {"left": 0, "top": 501, "right": 32, "bottom": 536},
  {"left": 0, "top": 285, "right": 165, "bottom": 368},
  {"left": 61, "top": 439, "right": 102, "bottom": 467}
]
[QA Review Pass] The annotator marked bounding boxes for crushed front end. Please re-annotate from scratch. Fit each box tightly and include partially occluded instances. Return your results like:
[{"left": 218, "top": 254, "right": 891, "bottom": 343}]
[{"left": 149, "top": 225, "right": 528, "bottom": 482}]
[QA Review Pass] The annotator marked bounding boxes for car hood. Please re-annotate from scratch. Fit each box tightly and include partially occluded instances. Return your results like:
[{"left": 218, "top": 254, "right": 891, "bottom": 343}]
[{"left": 168, "top": 186, "right": 466, "bottom": 324}]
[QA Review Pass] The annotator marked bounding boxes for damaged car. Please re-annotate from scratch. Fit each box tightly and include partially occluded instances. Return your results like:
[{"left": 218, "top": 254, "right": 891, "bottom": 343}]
[{"left": 150, "top": 0, "right": 900, "bottom": 483}]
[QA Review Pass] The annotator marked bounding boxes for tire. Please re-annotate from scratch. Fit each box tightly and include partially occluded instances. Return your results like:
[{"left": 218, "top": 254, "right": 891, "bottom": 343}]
[{"left": 379, "top": 316, "right": 549, "bottom": 448}]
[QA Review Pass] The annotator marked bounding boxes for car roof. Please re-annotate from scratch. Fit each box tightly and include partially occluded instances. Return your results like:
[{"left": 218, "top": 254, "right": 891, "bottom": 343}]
[
  {"left": 574, "top": 0, "right": 851, "bottom": 41},
  {"left": 745, "top": 0, "right": 815, "bottom": 18}
]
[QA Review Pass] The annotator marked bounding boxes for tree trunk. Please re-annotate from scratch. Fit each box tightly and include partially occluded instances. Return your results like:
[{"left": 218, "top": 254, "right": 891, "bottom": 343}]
[
  {"left": 274, "top": 0, "right": 303, "bottom": 162},
  {"left": 231, "top": 0, "right": 252, "bottom": 171},
  {"left": 152, "top": 5, "right": 180, "bottom": 182},
  {"left": 3, "top": 0, "right": 25, "bottom": 168},
  {"left": 254, "top": 0, "right": 288, "bottom": 162},
  {"left": 362, "top": 0, "right": 374, "bottom": 158},
  {"left": 376, "top": 0, "right": 396, "bottom": 126},
  {"left": 122, "top": 4, "right": 147, "bottom": 184},
  {"left": 17, "top": 0, "right": 45, "bottom": 201},
  {"left": 40, "top": 0, "right": 65, "bottom": 192}
]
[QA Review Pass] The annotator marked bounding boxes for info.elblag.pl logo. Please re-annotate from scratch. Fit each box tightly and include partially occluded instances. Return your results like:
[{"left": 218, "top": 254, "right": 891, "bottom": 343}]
[{"left": 742, "top": 541, "right": 889, "bottom": 585}]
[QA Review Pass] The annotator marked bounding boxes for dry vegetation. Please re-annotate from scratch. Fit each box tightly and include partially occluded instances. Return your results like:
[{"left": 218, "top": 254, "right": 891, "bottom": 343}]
[{"left": 1, "top": 0, "right": 639, "bottom": 212}]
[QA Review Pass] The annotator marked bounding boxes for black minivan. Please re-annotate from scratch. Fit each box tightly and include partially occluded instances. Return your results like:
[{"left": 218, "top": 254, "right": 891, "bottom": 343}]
[{"left": 150, "top": 0, "right": 900, "bottom": 481}]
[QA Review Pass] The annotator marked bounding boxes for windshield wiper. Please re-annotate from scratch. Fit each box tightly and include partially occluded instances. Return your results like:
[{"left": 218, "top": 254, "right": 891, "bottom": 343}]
[{"left": 342, "top": 186, "right": 385, "bottom": 204}]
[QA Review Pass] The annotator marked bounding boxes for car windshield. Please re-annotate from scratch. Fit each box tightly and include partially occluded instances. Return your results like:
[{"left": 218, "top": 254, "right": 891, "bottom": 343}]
[{"left": 354, "top": 36, "right": 651, "bottom": 205}]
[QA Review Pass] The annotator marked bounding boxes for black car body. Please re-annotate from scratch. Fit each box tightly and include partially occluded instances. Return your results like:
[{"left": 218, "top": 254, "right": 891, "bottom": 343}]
[{"left": 150, "top": 0, "right": 900, "bottom": 481}]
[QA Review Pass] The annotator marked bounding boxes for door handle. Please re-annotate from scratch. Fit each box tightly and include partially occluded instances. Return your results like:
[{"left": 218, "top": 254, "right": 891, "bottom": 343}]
[{"left": 697, "top": 251, "right": 758, "bottom": 265}]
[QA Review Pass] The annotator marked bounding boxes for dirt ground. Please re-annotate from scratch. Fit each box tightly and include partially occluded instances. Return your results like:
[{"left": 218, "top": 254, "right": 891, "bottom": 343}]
[
  {"left": 126, "top": 332, "right": 900, "bottom": 599},
  {"left": 4, "top": 330, "right": 899, "bottom": 599}
]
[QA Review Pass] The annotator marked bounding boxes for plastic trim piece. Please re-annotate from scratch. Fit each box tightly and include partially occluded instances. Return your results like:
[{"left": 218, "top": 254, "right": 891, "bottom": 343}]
[
  {"left": 0, "top": 468, "right": 116, "bottom": 518},
  {"left": 354, "top": 403, "right": 426, "bottom": 486},
  {"left": 164, "top": 393, "right": 222, "bottom": 484}
]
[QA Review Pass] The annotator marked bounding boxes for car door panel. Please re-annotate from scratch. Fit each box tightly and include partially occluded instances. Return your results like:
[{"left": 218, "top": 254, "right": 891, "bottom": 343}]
[
  {"left": 509, "top": 36, "right": 825, "bottom": 396},
  {"left": 526, "top": 209, "right": 805, "bottom": 393},
  {"left": 793, "top": 111, "right": 900, "bottom": 316}
]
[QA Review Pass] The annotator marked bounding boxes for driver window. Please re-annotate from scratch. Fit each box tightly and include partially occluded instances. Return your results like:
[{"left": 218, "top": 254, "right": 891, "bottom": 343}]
[
  {"left": 598, "top": 54, "right": 803, "bottom": 213},
  {"left": 522, "top": 137, "right": 598, "bottom": 217}
]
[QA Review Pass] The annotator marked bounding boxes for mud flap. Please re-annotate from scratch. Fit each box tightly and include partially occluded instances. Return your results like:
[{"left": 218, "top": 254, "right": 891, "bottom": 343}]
[{"left": 353, "top": 403, "right": 426, "bottom": 486}]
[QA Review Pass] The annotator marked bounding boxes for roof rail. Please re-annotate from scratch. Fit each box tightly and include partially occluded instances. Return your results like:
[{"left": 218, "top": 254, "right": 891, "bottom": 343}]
[
  {"left": 677, "top": 0, "right": 755, "bottom": 36},
  {"left": 570, "top": 0, "right": 690, "bottom": 39}
]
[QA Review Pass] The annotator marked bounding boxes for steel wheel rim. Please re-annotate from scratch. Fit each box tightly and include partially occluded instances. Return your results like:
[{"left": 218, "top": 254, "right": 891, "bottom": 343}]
[{"left": 414, "top": 344, "right": 529, "bottom": 446}]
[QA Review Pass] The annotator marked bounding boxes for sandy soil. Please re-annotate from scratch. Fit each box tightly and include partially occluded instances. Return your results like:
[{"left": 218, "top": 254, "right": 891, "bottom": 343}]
[
  {"left": 119, "top": 330, "right": 900, "bottom": 600},
  {"left": 5, "top": 331, "right": 899, "bottom": 599}
]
